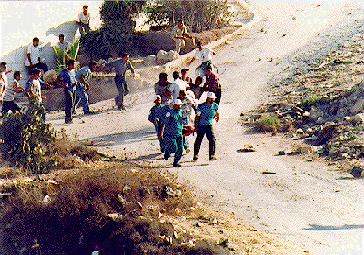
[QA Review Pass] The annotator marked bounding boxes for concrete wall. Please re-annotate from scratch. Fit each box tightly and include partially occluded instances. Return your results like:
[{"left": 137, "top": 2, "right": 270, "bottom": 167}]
[{"left": 0, "top": 1, "right": 102, "bottom": 78}]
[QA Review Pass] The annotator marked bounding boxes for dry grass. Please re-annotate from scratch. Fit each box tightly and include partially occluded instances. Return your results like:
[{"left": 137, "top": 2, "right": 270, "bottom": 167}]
[{"left": 0, "top": 162, "right": 234, "bottom": 255}]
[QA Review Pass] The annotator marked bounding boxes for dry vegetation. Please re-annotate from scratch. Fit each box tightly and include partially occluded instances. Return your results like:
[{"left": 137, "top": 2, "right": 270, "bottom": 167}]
[{"left": 0, "top": 161, "right": 290, "bottom": 255}]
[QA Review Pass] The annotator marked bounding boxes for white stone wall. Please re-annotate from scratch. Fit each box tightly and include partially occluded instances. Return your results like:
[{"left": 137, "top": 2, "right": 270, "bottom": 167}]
[{"left": 0, "top": 1, "right": 102, "bottom": 78}]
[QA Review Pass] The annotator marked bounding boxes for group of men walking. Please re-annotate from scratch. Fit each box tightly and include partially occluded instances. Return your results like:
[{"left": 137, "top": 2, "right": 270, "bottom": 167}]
[{"left": 149, "top": 42, "right": 221, "bottom": 167}]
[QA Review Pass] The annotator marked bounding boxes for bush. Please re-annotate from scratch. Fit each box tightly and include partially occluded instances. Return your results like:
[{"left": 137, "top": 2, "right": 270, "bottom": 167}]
[
  {"left": 0, "top": 164, "right": 230, "bottom": 255},
  {"left": 145, "top": 0, "right": 232, "bottom": 33},
  {"left": 302, "top": 95, "right": 322, "bottom": 107},
  {"left": 0, "top": 101, "right": 101, "bottom": 174},
  {"left": 256, "top": 114, "right": 282, "bottom": 132}
]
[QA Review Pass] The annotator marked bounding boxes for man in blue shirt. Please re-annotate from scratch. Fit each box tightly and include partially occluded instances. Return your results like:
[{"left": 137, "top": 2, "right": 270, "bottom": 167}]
[
  {"left": 74, "top": 61, "right": 97, "bottom": 115},
  {"left": 160, "top": 99, "right": 184, "bottom": 167},
  {"left": 59, "top": 60, "right": 77, "bottom": 124},
  {"left": 193, "top": 92, "right": 220, "bottom": 161}
]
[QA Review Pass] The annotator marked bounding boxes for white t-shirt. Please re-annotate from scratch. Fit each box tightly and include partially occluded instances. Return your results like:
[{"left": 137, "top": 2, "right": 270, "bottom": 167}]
[
  {"left": 2, "top": 79, "right": 18, "bottom": 102},
  {"left": 0, "top": 71, "right": 8, "bottom": 93},
  {"left": 78, "top": 12, "right": 90, "bottom": 25},
  {"left": 194, "top": 48, "right": 213, "bottom": 63},
  {"left": 25, "top": 43, "right": 41, "bottom": 66},
  {"left": 169, "top": 78, "right": 188, "bottom": 100}
]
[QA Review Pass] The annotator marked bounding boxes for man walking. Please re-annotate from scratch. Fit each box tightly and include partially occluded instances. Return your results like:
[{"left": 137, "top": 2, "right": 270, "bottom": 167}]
[
  {"left": 204, "top": 65, "right": 221, "bottom": 104},
  {"left": 25, "top": 37, "right": 48, "bottom": 74},
  {"left": 106, "top": 53, "right": 135, "bottom": 111},
  {"left": 169, "top": 71, "right": 188, "bottom": 101},
  {"left": 189, "top": 41, "right": 215, "bottom": 78},
  {"left": 154, "top": 72, "right": 172, "bottom": 105},
  {"left": 59, "top": 60, "right": 77, "bottom": 124},
  {"left": 74, "top": 61, "right": 97, "bottom": 115},
  {"left": 193, "top": 92, "right": 220, "bottom": 161},
  {"left": 160, "top": 99, "right": 184, "bottom": 167}
]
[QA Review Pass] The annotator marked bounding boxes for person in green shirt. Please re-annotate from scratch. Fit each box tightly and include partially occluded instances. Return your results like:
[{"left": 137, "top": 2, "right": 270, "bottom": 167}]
[
  {"left": 160, "top": 99, "right": 184, "bottom": 167},
  {"left": 193, "top": 92, "right": 220, "bottom": 161}
]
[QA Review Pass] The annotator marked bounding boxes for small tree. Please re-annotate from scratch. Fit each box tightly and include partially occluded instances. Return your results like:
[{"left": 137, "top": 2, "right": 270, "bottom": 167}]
[{"left": 53, "top": 40, "right": 80, "bottom": 73}]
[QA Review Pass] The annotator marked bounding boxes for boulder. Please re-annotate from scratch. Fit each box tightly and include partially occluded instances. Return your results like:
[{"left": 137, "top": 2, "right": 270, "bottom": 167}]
[
  {"left": 351, "top": 98, "right": 364, "bottom": 114},
  {"left": 43, "top": 70, "right": 58, "bottom": 84},
  {"left": 145, "top": 55, "right": 156, "bottom": 65},
  {"left": 156, "top": 49, "right": 179, "bottom": 64}
]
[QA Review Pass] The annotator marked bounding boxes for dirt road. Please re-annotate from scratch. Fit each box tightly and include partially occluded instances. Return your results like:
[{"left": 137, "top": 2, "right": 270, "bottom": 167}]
[{"left": 50, "top": 1, "right": 364, "bottom": 254}]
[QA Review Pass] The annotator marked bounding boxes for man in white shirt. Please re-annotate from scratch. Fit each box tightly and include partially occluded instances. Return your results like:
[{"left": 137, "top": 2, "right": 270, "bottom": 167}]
[
  {"left": 188, "top": 41, "right": 216, "bottom": 77},
  {"left": 77, "top": 5, "right": 91, "bottom": 35},
  {"left": 169, "top": 71, "right": 188, "bottom": 101},
  {"left": 25, "top": 37, "right": 48, "bottom": 75},
  {"left": 0, "top": 62, "right": 9, "bottom": 104},
  {"left": 57, "top": 34, "right": 70, "bottom": 52}
]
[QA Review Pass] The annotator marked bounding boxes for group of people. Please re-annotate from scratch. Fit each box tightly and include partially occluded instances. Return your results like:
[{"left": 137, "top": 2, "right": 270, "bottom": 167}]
[{"left": 148, "top": 41, "right": 221, "bottom": 167}]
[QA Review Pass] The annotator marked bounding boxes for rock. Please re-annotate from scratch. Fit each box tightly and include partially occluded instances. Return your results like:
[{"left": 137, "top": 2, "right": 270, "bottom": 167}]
[
  {"left": 237, "top": 145, "right": 256, "bottom": 153},
  {"left": 303, "top": 111, "right": 310, "bottom": 117},
  {"left": 42, "top": 195, "right": 51, "bottom": 203},
  {"left": 117, "top": 194, "right": 127, "bottom": 206},
  {"left": 145, "top": 55, "right": 156, "bottom": 65},
  {"left": 351, "top": 99, "right": 364, "bottom": 114},
  {"left": 107, "top": 213, "right": 123, "bottom": 222},
  {"left": 296, "top": 128, "right": 304, "bottom": 134},
  {"left": 156, "top": 50, "right": 179, "bottom": 64},
  {"left": 123, "top": 185, "right": 131, "bottom": 193},
  {"left": 350, "top": 167, "right": 363, "bottom": 178},
  {"left": 278, "top": 151, "right": 286, "bottom": 155},
  {"left": 43, "top": 70, "right": 58, "bottom": 84}
]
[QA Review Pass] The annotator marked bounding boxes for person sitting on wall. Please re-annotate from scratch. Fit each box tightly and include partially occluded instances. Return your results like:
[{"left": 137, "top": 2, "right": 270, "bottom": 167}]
[
  {"left": 57, "top": 34, "right": 70, "bottom": 52},
  {"left": 171, "top": 20, "right": 195, "bottom": 54},
  {"left": 77, "top": 5, "right": 91, "bottom": 36},
  {"left": 25, "top": 37, "right": 48, "bottom": 75}
]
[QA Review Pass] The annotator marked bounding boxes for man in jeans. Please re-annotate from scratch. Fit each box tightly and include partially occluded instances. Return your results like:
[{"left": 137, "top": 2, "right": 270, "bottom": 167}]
[
  {"left": 74, "top": 61, "right": 97, "bottom": 115},
  {"left": 59, "top": 60, "right": 77, "bottom": 124},
  {"left": 193, "top": 92, "right": 220, "bottom": 161},
  {"left": 106, "top": 53, "right": 135, "bottom": 111}
]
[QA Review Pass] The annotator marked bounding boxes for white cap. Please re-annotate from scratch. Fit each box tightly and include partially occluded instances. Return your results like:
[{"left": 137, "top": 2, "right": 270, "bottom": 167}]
[
  {"left": 207, "top": 92, "right": 216, "bottom": 99},
  {"left": 173, "top": 99, "right": 183, "bottom": 105},
  {"left": 153, "top": 95, "right": 161, "bottom": 102}
]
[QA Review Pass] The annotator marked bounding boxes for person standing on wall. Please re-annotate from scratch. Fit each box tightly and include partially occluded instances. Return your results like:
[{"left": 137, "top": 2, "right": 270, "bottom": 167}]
[
  {"left": 105, "top": 53, "right": 135, "bottom": 111},
  {"left": 25, "top": 37, "right": 48, "bottom": 75},
  {"left": 171, "top": 20, "right": 194, "bottom": 54},
  {"left": 77, "top": 5, "right": 91, "bottom": 35}
]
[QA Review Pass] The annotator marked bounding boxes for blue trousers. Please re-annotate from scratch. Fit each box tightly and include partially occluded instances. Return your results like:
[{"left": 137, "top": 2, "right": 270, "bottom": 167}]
[
  {"left": 74, "top": 85, "right": 90, "bottom": 113},
  {"left": 164, "top": 135, "right": 183, "bottom": 164},
  {"left": 155, "top": 124, "right": 164, "bottom": 151}
]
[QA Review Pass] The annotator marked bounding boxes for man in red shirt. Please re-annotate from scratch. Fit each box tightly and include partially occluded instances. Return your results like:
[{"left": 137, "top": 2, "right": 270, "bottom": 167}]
[{"left": 203, "top": 65, "right": 221, "bottom": 104}]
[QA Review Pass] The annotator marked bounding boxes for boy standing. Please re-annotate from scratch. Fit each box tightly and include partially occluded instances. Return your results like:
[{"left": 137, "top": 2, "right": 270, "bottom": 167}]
[
  {"left": 148, "top": 95, "right": 165, "bottom": 152},
  {"left": 2, "top": 71, "right": 24, "bottom": 115},
  {"left": 59, "top": 60, "right": 77, "bottom": 124}
]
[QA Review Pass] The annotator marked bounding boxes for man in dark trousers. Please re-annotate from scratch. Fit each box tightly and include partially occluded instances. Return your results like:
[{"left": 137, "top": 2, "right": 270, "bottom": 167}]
[
  {"left": 193, "top": 92, "right": 220, "bottom": 161},
  {"left": 203, "top": 64, "right": 221, "bottom": 104},
  {"left": 59, "top": 60, "right": 77, "bottom": 124},
  {"left": 105, "top": 53, "right": 135, "bottom": 111}
]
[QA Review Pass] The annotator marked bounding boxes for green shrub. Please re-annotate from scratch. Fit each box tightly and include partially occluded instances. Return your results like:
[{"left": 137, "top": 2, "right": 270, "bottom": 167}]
[
  {"left": 256, "top": 114, "right": 282, "bottom": 132},
  {"left": 302, "top": 95, "right": 322, "bottom": 107},
  {"left": 53, "top": 39, "right": 80, "bottom": 73},
  {"left": 1, "top": 99, "right": 56, "bottom": 174}
]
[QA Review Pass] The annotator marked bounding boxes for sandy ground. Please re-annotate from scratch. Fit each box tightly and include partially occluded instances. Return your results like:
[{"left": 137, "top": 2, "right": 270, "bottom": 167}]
[{"left": 49, "top": 1, "right": 364, "bottom": 254}]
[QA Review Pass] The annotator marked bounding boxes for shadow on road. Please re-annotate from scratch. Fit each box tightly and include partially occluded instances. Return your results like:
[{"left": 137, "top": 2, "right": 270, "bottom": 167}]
[{"left": 303, "top": 224, "right": 364, "bottom": 231}]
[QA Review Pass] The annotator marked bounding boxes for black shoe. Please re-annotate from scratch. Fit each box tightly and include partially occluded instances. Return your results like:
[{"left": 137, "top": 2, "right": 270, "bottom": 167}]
[
  {"left": 65, "top": 119, "right": 73, "bottom": 124},
  {"left": 124, "top": 90, "right": 129, "bottom": 96},
  {"left": 173, "top": 163, "right": 182, "bottom": 167},
  {"left": 84, "top": 111, "right": 96, "bottom": 115},
  {"left": 164, "top": 153, "right": 170, "bottom": 160},
  {"left": 209, "top": 156, "right": 217, "bottom": 161},
  {"left": 193, "top": 155, "right": 198, "bottom": 161},
  {"left": 118, "top": 106, "right": 126, "bottom": 111}
]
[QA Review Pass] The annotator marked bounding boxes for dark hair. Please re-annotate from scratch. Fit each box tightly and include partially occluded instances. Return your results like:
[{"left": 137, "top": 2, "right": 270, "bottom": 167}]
[
  {"left": 206, "top": 64, "right": 213, "bottom": 70},
  {"left": 89, "top": 61, "right": 97, "bottom": 67},
  {"left": 196, "top": 41, "right": 202, "bottom": 47},
  {"left": 172, "top": 71, "right": 180, "bottom": 80},
  {"left": 195, "top": 76, "right": 203, "bottom": 82},
  {"left": 33, "top": 37, "right": 39, "bottom": 42},
  {"left": 159, "top": 72, "right": 168, "bottom": 80},
  {"left": 67, "top": 59, "right": 75, "bottom": 66},
  {"left": 31, "top": 68, "right": 41, "bottom": 75},
  {"left": 59, "top": 34, "right": 65, "bottom": 38},
  {"left": 83, "top": 5, "right": 88, "bottom": 8},
  {"left": 178, "top": 19, "right": 183, "bottom": 23},
  {"left": 120, "top": 53, "right": 129, "bottom": 58},
  {"left": 13, "top": 71, "right": 21, "bottom": 78},
  {"left": 0, "top": 62, "right": 6, "bottom": 68}
]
